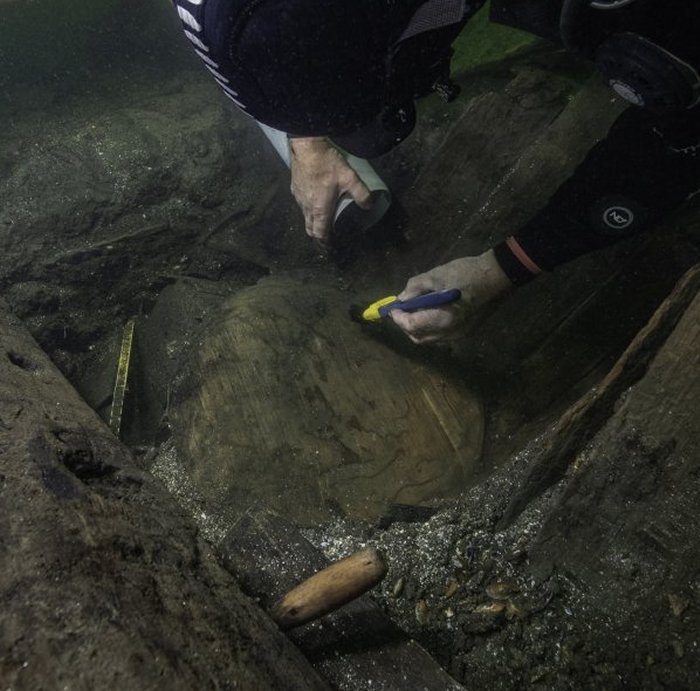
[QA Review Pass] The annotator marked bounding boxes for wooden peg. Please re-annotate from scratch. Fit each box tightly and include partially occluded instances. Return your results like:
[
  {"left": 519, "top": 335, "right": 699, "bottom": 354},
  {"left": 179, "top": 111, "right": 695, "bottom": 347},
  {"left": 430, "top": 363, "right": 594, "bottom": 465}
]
[{"left": 270, "top": 547, "right": 387, "bottom": 630}]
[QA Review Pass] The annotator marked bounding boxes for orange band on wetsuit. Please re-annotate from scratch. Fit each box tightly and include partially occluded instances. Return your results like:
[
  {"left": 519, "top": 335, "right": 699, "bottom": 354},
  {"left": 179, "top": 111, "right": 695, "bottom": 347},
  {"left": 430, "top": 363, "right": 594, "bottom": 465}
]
[{"left": 505, "top": 236, "right": 542, "bottom": 276}]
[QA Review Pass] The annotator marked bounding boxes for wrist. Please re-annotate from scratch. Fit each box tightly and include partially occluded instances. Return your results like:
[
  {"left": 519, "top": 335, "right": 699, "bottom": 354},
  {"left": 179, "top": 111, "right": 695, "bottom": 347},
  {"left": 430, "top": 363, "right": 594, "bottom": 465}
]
[
  {"left": 492, "top": 239, "right": 542, "bottom": 286},
  {"left": 288, "top": 136, "right": 330, "bottom": 155},
  {"left": 480, "top": 249, "right": 514, "bottom": 293}
]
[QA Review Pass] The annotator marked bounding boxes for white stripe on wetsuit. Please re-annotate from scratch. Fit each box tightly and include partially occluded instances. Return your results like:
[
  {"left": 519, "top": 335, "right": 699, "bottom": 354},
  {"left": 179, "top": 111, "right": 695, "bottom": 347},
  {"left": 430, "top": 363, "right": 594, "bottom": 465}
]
[
  {"left": 175, "top": 0, "right": 248, "bottom": 110},
  {"left": 217, "top": 81, "right": 239, "bottom": 97},
  {"left": 184, "top": 30, "right": 209, "bottom": 51},
  {"left": 204, "top": 63, "right": 229, "bottom": 83},
  {"left": 216, "top": 73, "right": 245, "bottom": 107},
  {"left": 194, "top": 48, "right": 218, "bottom": 68},
  {"left": 176, "top": 5, "right": 202, "bottom": 32}
]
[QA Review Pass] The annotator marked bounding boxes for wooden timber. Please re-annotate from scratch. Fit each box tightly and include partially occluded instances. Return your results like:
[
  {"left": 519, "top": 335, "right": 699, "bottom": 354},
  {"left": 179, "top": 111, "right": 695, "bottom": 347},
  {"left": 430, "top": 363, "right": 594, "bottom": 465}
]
[
  {"left": 219, "top": 504, "right": 466, "bottom": 691},
  {"left": 0, "top": 298, "right": 329, "bottom": 691}
]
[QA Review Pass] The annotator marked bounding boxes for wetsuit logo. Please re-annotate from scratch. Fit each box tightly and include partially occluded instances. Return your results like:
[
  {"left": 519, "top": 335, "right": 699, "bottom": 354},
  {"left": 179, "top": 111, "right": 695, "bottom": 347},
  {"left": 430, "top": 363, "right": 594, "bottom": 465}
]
[{"left": 603, "top": 206, "right": 634, "bottom": 230}]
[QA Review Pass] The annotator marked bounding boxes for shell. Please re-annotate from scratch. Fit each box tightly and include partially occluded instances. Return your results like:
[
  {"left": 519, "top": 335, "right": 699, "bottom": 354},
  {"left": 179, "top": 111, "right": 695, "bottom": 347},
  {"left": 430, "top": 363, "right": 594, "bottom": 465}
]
[
  {"left": 445, "top": 579, "right": 460, "bottom": 598},
  {"left": 392, "top": 577, "right": 405, "bottom": 598},
  {"left": 474, "top": 601, "right": 506, "bottom": 616},
  {"left": 415, "top": 599, "right": 429, "bottom": 625},
  {"left": 505, "top": 600, "right": 527, "bottom": 620},
  {"left": 485, "top": 581, "right": 520, "bottom": 601},
  {"left": 668, "top": 594, "right": 689, "bottom": 618}
]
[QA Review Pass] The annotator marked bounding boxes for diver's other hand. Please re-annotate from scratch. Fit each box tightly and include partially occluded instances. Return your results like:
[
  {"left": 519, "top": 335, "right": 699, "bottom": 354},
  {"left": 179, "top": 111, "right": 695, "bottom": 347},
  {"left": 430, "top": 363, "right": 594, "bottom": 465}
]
[
  {"left": 389, "top": 249, "right": 513, "bottom": 344},
  {"left": 289, "top": 136, "right": 372, "bottom": 243}
]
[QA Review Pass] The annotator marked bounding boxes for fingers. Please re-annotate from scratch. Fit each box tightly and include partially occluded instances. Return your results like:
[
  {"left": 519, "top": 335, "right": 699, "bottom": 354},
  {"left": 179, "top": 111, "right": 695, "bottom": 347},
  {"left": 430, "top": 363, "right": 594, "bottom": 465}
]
[
  {"left": 343, "top": 175, "right": 372, "bottom": 210},
  {"left": 304, "top": 207, "right": 333, "bottom": 242},
  {"left": 389, "top": 308, "right": 455, "bottom": 344},
  {"left": 294, "top": 186, "right": 335, "bottom": 242},
  {"left": 393, "top": 263, "right": 458, "bottom": 342},
  {"left": 300, "top": 178, "right": 370, "bottom": 242},
  {"left": 398, "top": 274, "right": 441, "bottom": 301}
]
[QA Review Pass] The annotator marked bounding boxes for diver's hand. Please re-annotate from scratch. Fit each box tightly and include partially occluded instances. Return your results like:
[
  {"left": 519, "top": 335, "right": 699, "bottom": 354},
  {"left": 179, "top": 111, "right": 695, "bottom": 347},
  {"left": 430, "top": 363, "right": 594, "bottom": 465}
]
[
  {"left": 389, "top": 250, "right": 513, "bottom": 344},
  {"left": 289, "top": 136, "right": 372, "bottom": 243}
]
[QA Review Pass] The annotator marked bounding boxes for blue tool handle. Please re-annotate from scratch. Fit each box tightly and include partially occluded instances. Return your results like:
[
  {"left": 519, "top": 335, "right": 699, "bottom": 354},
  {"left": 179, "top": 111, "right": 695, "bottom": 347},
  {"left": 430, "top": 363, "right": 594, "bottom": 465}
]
[{"left": 378, "top": 288, "right": 462, "bottom": 317}]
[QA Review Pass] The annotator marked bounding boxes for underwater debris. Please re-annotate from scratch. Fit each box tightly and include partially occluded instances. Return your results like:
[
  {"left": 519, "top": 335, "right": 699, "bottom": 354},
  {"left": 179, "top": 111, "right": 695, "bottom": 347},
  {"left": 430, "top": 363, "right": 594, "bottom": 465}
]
[
  {"left": 415, "top": 599, "right": 430, "bottom": 625},
  {"left": 668, "top": 593, "right": 689, "bottom": 618},
  {"left": 445, "top": 578, "right": 460, "bottom": 598},
  {"left": 392, "top": 576, "right": 406, "bottom": 598},
  {"left": 473, "top": 601, "right": 506, "bottom": 616},
  {"left": 485, "top": 580, "right": 520, "bottom": 600},
  {"left": 504, "top": 599, "right": 528, "bottom": 620}
]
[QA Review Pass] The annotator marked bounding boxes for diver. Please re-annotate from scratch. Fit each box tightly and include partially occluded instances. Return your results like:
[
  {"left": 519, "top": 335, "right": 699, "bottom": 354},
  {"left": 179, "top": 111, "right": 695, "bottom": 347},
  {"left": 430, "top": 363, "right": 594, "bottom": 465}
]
[{"left": 171, "top": 0, "right": 700, "bottom": 343}]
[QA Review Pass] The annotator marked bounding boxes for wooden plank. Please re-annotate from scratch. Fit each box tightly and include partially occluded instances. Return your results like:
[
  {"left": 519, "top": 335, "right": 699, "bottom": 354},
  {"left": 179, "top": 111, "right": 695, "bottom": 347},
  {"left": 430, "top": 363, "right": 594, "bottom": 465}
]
[
  {"left": 219, "top": 504, "right": 466, "bottom": 691},
  {"left": 498, "top": 264, "right": 700, "bottom": 528},
  {"left": 0, "top": 299, "right": 329, "bottom": 691},
  {"left": 524, "top": 289, "right": 700, "bottom": 687}
]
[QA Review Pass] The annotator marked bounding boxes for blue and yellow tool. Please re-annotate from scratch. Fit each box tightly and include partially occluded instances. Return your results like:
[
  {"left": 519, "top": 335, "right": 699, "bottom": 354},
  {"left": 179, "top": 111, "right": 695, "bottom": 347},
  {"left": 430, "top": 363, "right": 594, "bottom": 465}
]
[{"left": 350, "top": 288, "right": 461, "bottom": 323}]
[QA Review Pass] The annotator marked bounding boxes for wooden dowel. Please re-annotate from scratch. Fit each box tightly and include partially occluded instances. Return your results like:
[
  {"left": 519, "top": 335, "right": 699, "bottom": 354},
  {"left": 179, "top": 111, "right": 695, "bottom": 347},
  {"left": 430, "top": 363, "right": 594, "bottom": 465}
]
[{"left": 270, "top": 547, "right": 387, "bottom": 630}]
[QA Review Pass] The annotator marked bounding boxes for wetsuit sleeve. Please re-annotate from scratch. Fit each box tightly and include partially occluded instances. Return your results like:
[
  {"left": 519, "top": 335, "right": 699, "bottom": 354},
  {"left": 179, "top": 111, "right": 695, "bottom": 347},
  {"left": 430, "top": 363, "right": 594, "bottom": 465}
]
[{"left": 493, "top": 107, "right": 700, "bottom": 285}]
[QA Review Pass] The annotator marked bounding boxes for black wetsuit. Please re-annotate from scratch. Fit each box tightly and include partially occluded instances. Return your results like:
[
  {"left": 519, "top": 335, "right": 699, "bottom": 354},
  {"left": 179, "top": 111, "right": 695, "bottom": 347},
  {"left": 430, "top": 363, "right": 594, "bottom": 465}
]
[
  {"left": 169, "top": 0, "right": 455, "bottom": 137},
  {"left": 171, "top": 0, "right": 700, "bottom": 282},
  {"left": 493, "top": 107, "right": 700, "bottom": 283}
]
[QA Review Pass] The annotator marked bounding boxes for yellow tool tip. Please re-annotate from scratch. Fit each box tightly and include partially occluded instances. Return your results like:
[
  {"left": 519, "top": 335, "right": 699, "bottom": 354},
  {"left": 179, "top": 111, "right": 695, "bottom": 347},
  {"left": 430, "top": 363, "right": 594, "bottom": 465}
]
[{"left": 361, "top": 295, "right": 398, "bottom": 321}]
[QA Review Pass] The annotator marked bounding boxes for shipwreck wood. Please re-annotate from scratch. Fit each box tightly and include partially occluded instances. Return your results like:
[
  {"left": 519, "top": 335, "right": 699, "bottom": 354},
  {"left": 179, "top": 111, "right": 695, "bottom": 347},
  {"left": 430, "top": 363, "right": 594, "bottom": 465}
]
[
  {"left": 220, "top": 505, "right": 466, "bottom": 691},
  {"left": 499, "top": 264, "right": 700, "bottom": 528},
  {"left": 525, "top": 286, "right": 700, "bottom": 687},
  {"left": 270, "top": 547, "right": 388, "bottom": 630},
  {"left": 169, "top": 275, "right": 484, "bottom": 526},
  {"left": 0, "top": 299, "right": 329, "bottom": 691}
]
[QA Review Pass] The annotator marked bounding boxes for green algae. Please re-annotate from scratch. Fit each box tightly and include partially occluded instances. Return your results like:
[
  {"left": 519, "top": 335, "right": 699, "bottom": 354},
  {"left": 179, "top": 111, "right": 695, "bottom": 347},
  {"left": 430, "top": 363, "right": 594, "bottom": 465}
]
[{"left": 451, "top": 2, "right": 539, "bottom": 75}]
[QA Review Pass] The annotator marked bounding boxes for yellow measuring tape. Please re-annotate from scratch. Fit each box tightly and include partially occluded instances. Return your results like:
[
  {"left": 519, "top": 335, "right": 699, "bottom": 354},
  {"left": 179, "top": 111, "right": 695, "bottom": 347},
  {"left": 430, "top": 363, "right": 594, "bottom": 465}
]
[{"left": 109, "top": 320, "right": 135, "bottom": 438}]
